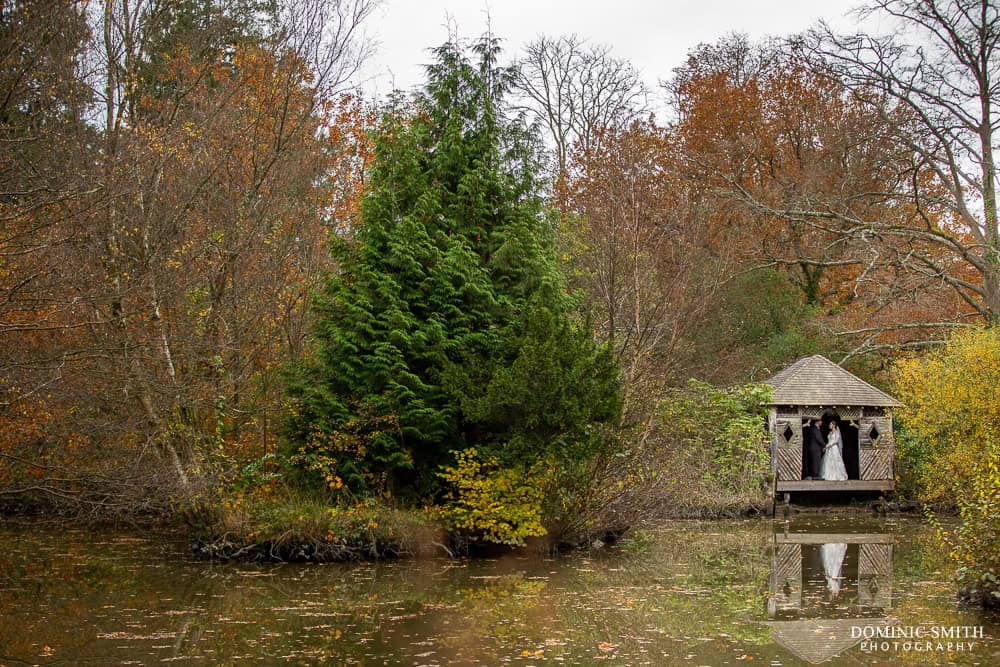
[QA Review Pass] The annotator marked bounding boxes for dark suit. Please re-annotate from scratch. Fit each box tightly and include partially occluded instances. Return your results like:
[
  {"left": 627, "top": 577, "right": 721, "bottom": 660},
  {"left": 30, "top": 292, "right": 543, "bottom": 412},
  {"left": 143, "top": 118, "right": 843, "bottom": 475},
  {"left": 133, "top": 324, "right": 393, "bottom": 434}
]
[{"left": 806, "top": 423, "right": 826, "bottom": 479}]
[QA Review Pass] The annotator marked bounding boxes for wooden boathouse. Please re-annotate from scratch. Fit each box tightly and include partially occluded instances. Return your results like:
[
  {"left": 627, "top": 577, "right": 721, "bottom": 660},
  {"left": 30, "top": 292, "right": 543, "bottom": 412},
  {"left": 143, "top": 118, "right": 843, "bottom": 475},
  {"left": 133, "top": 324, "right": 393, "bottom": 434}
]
[{"left": 765, "top": 355, "right": 903, "bottom": 496}]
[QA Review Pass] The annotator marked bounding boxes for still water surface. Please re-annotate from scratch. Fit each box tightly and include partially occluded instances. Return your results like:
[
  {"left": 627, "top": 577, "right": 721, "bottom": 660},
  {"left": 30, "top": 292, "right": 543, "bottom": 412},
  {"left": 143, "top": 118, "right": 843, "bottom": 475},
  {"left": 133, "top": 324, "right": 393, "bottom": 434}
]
[{"left": 1, "top": 514, "right": 998, "bottom": 665}]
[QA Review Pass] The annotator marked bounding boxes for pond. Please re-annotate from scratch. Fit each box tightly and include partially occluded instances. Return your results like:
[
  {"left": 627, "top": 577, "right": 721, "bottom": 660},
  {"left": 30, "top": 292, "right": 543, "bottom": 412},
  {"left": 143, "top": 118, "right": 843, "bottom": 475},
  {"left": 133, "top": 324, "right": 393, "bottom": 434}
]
[{"left": 1, "top": 514, "right": 997, "bottom": 665}]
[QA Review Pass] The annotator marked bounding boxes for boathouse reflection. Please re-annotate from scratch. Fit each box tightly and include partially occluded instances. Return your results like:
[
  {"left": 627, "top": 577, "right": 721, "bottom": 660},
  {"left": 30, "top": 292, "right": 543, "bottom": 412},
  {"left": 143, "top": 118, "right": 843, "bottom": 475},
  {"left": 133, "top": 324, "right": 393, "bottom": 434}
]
[{"left": 767, "top": 525, "right": 893, "bottom": 664}]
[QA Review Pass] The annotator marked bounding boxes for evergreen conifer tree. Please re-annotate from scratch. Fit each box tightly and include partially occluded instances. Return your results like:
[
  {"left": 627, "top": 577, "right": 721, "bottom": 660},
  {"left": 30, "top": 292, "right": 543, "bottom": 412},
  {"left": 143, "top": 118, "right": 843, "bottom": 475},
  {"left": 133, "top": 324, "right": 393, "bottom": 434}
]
[{"left": 285, "top": 37, "right": 620, "bottom": 499}]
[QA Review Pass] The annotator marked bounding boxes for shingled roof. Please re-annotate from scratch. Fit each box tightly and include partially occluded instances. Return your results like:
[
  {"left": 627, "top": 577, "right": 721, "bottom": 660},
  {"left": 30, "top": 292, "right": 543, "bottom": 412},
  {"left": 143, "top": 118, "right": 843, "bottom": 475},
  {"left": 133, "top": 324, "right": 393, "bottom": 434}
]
[
  {"left": 769, "top": 618, "right": 885, "bottom": 664},
  {"left": 765, "top": 355, "right": 903, "bottom": 407}
]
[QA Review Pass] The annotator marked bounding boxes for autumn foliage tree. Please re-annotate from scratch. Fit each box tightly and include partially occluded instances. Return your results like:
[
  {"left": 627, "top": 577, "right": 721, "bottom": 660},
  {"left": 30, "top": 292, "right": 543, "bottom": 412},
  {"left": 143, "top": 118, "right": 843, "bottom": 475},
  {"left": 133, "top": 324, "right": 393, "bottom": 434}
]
[
  {"left": 0, "top": 0, "right": 376, "bottom": 511},
  {"left": 559, "top": 120, "right": 731, "bottom": 416},
  {"left": 898, "top": 327, "right": 1000, "bottom": 608},
  {"left": 798, "top": 0, "right": 1000, "bottom": 327},
  {"left": 1, "top": 0, "right": 101, "bottom": 505},
  {"left": 670, "top": 34, "right": 975, "bottom": 363},
  {"left": 673, "top": 38, "right": 891, "bottom": 304}
]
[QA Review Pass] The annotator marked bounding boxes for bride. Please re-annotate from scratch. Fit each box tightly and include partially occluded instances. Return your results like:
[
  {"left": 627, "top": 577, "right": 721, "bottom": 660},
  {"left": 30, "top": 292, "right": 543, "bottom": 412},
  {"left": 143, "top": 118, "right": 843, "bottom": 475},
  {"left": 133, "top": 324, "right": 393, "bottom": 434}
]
[{"left": 820, "top": 419, "right": 848, "bottom": 481}]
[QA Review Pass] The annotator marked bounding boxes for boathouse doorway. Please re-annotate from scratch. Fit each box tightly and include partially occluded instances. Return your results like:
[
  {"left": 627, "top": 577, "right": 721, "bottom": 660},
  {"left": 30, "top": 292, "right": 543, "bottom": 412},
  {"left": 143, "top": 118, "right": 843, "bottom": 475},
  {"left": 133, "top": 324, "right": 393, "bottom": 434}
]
[{"left": 798, "top": 415, "right": 860, "bottom": 480}]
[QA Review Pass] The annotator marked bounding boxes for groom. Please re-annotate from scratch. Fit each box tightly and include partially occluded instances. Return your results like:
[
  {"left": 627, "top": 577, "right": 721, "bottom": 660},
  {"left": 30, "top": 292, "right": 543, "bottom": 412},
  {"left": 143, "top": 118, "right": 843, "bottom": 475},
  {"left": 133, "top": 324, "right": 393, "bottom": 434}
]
[{"left": 805, "top": 417, "right": 826, "bottom": 480}]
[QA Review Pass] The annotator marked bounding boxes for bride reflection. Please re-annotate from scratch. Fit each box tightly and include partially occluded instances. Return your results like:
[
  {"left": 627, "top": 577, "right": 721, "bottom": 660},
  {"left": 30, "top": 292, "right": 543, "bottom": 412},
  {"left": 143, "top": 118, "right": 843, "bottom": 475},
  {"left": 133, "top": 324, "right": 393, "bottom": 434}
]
[{"left": 820, "top": 542, "right": 848, "bottom": 600}]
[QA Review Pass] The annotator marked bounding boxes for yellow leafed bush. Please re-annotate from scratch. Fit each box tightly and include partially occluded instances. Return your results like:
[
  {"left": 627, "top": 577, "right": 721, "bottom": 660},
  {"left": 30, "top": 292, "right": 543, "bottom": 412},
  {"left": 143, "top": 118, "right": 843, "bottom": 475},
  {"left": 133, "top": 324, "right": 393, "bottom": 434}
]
[
  {"left": 438, "top": 448, "right": 547, "bottom": 545},
  {"left": 931, "top": 439, "right": 1000, "bottom": 607},
  {"left": 893, "top": 327, "right": 1000, "bottom": 503}
]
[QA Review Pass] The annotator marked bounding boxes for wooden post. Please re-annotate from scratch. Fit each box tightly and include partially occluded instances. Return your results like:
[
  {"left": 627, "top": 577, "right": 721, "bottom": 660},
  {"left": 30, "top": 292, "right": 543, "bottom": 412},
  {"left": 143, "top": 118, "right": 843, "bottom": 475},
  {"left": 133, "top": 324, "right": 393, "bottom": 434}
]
[{"left": 768, "top": 476, "right": 777, "bottom": 516}]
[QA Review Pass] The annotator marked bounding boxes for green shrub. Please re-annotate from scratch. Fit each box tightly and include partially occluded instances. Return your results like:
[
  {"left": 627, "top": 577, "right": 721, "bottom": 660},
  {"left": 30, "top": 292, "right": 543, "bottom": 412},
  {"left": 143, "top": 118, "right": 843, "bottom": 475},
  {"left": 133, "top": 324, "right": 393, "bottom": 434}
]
[{"left": 660, "top": 381, "right": 773, "bottom": 495}]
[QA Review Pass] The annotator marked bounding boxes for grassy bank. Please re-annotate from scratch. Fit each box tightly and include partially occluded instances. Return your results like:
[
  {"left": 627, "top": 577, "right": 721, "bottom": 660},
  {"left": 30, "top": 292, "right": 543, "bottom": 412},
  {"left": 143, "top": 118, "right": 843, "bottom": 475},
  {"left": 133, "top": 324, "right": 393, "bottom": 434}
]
[
  {"left": 183, "top": 491, "right": 448, "bottom": 562},
  {"left": 180, "top": 468, "right": 772, "bottom": 564}
]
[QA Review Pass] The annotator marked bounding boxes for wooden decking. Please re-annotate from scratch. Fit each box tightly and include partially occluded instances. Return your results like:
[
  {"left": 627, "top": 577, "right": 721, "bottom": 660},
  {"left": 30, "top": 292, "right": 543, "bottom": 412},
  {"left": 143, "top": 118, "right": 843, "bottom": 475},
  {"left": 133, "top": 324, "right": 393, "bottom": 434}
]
[
  {"left": 775, "top": 533, "right": 894, "bottom": 544},
  {"left": 775, "top": 479, "right": 894, "bottom": 492}
]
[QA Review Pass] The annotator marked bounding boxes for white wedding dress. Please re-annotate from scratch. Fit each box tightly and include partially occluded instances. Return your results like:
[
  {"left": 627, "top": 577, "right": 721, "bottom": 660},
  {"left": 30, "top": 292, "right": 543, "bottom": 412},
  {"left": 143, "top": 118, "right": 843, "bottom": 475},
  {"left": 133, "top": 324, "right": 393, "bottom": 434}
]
[
  {"left": 821, "top": 542, "right": 849, "bottom": 598},
  {"left": 820, "top": 427, "right": 848, "bottom": 481}
]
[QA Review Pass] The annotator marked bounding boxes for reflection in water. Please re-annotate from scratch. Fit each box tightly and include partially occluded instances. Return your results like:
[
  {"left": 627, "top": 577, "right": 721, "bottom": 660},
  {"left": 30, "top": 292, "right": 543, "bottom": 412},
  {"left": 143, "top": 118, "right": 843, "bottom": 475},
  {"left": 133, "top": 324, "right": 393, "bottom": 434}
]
[
  {"left": 821, "top": 542, "right": 847, "bottom": 600},
  {"left": 768, "top": 522, "right": 902, "bottom": 664},
  {"left": 0, "top": 517, "right": 996, "bottom": 665},
  {"left": 769, "top": 530, "right": 895, "bottom": 620}
]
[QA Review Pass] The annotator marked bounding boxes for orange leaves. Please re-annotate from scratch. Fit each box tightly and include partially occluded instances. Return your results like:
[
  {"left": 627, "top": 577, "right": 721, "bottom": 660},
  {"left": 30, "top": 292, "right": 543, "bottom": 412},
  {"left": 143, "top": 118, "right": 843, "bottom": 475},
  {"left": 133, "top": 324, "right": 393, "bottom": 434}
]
[
  {"left": 676, "top": 69, "right": 762, "bottom": 165},
  {"left": 671, "top": 40, "right": 925, "bottom": 326},
  {"left": 324, "top": 94, "right": 376, "bottom": 233},
  {"left": 559, "top": 117, "right": 727, "bottom": 402},
  {"left": 0, "top": 393, "right": 55, "bottom": 451},
  {"left": 0, "top": 389, "right": 95, "bottom": 486},
  {"left": 2, "top": 29, "right": 377, "bottom": 484}
]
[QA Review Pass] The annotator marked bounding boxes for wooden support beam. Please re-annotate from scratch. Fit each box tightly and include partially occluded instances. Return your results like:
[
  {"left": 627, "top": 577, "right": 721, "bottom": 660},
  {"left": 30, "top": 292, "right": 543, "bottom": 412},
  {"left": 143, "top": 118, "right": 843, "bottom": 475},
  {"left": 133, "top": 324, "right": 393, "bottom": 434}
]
[
  {"left": 775, "top": 480, "right": 894, "bottom": 492},
  {"left": 775, "top": 533, "right": 895, "bottom": 545}
]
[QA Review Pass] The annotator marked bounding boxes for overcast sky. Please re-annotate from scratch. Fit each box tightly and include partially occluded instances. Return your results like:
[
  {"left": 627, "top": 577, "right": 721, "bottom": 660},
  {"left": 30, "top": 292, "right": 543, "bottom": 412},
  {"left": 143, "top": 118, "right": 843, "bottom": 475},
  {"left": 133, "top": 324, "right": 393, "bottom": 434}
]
[{"left": 357, "top": 0, "right": 873, "bottom": 101}]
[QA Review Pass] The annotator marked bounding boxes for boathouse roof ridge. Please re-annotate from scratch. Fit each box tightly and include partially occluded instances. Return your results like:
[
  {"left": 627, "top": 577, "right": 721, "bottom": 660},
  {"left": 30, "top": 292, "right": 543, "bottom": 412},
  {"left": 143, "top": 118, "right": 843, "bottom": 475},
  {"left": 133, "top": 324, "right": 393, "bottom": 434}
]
[
  {"left": 768, "top": 619, "right": 883, "bottom": 664},
  {"left": 765, "top": 354, "right": 903, "bottom": 407}
]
